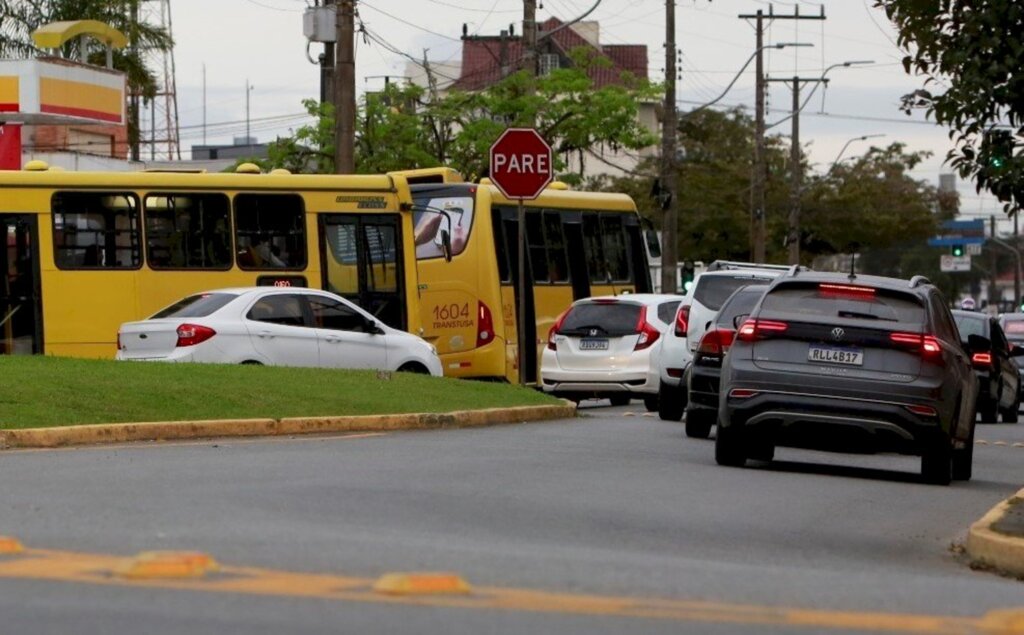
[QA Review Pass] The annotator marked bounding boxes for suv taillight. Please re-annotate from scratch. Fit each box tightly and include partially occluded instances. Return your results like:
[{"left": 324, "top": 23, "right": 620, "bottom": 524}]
[
  {"left": 176, "top": 323, "right": 216, "bottom": 347},
  {"left": 971, "top": 351, "right": 993, "bottom": 368},
  {"left": 476, "top": 301, "right": 494, "bottom": 349},
  {"left": 546, "top": 307, "right": 571, "bottom": 351},
  {"left": 735, "top": 319, "right": 788, "bottom": 342},
  {"left": 889, "top": 332, "right": 943, "bottom": 362},
  {"left": 674, "top": 305, "right": 691, "bottom": 337},
  {"left": 634, "top": 306, "right": 661, "bottom": 351},
  {"left": 697, "top": 328, "right": 736, "bottom": 357}
]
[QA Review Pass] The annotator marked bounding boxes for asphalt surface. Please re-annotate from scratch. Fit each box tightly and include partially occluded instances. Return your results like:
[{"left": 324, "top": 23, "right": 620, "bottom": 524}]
[{"left": 0, "top": 403, "right": 1022, "bottom": 634}]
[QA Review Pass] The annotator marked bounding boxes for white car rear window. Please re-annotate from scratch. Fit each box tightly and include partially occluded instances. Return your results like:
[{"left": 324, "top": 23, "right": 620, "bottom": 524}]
[{"left": 151, "top": 293, "right": 238, "bottom": 318}]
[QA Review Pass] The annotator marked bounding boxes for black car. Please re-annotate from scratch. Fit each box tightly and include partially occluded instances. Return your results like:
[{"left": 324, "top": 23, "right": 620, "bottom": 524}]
[
  {"left": 999, "top": 313, "right": 1024, "bottom": 400},
  {"left": 718, "top": 272, "right": 978, "bottom": 485},
  {"left": 685, "top": 284, "right": 769, "bottom": 439},
  {"left": 952, "top": 310, "right": 1021, "bottom": 423}
]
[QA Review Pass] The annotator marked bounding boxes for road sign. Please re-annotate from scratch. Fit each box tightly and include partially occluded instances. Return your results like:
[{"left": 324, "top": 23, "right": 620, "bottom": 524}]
[
  {"left": 940, "top": 254, "right": 971, "bottom": 272},
  {"left": 488, "top": 128, "right": 553, "bottom": 200},
  {"left": 928, "top": 218, "right": 987, "bottom": 247},
  {"left": 967, "top": 243, "right": 983, "bottom": 256}
]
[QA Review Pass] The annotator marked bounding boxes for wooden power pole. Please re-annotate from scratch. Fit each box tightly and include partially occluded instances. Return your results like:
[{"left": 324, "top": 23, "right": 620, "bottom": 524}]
[
  {"left": 334, "top": 0, "right": 356, "bottom": 173},
  {"left": 739, "top": 5, "right": 824, "bottom": 263},
  {"left": 660, "top": 0, "right": 679, "bottom": 294}
]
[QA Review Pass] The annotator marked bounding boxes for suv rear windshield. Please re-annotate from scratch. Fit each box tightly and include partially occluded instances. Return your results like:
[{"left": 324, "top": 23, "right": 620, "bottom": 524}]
[
  {"left": 953, "top": 314, "right": 989, "bottom": 341},
  {"left": 760, "top": 283, "right": 925, "bottom": 325},
  {"left": 716, "top": 286, "right": 768, "bottom": 328},
  {"left": 151, "top": 293, "right": 238, "bottom": 319},
  {"left": 694, "top": 275, "right": 775, "bottom": 311},
  {"left": 560, "top": 301, "right": 641, "bottom": 336}
]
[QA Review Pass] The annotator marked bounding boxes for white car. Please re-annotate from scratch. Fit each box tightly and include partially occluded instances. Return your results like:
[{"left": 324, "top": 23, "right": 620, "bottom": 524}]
[
  {"left": 540, "top": 294, "right": 684, "bottom": 408},
  {"left": 116, "top": 287, "right": 443, "bottom": 376},
  {"left": 656, "top": 261, "right": 797, "bottom": 420}
]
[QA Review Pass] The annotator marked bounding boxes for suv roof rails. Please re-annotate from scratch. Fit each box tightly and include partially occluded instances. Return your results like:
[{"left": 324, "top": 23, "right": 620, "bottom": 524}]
[
  {"left": 706, "top": 260, "right": 803, "bottom": 273},
  {"left": 909, "top": 275, "right": 931, "bottom": 288}
]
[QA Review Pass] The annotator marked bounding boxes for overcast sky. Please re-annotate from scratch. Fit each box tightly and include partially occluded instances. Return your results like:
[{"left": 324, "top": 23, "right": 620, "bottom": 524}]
[{"left": 168, "top": 0, "right": 1007, "bottom": 231}]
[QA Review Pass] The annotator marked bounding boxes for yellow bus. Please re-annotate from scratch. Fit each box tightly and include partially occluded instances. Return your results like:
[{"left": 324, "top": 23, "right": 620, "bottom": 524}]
[
  {"left": 0, "top": 162, "right": 427, "bottom": 358},
  {"left": 399, "top": 169, "right": 654, "bottom": 383}
]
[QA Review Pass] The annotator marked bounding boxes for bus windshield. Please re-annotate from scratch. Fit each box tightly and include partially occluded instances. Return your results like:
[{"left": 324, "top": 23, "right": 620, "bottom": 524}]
[{"left": 412, "top": 191, "right": 475, "bottom": 260}]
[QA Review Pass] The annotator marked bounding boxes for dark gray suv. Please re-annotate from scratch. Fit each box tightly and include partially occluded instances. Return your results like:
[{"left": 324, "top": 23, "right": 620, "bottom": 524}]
[{"left": 717, "top": 272, "right": 978, "bottom": 485}]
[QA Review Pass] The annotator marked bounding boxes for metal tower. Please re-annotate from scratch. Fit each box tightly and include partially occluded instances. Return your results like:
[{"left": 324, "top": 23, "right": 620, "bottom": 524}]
[{"left": 134, "top": 0, "right": 181, "bottom": 160}]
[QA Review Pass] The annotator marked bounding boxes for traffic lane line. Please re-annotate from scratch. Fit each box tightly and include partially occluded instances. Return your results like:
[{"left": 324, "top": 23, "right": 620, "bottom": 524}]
[
  {"left": 0, "top": 432, "right": 387, "bottom": 450},
  {"left": 0, "top": 548, "right": 1007, "bottom": 633}
]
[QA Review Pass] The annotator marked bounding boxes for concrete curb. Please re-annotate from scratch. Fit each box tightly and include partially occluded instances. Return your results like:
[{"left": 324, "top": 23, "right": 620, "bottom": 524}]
[
  {"left": 966, "top": 487, "right": 1024, "bottom": 578},
  {"left": 0, "top": 403, "right": 577, "bottom": 450}
]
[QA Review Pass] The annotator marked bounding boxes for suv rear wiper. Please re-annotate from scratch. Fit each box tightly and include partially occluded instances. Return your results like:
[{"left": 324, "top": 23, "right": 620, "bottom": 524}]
[{"left": 837, "top": 310, "right": 897, "bottom": 322}]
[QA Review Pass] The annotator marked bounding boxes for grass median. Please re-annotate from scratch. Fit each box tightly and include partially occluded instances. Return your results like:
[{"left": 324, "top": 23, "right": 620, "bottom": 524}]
[{"left": 0, "top": 357, "right": 561, "bottom": 429}]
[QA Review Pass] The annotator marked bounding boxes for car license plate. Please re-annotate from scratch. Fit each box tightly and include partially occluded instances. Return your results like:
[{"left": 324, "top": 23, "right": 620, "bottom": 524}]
[
  {"left": 808, "top": 345, "right": 863, "bottom": 366},
  {"left": 579, "top": 338, "right": 609, "bottom": 351}
]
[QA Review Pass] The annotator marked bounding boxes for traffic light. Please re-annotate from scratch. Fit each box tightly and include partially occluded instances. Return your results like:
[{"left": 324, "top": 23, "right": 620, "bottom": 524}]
[
  {"left": 681, "top": 261, "right": 696, "bottom": 293},
  {"left": 951, "top": 244, "right": 965, "bottom": 257}
]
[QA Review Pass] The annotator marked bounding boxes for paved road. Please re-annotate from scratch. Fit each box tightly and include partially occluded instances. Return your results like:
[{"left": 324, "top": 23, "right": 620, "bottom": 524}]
[{"left": 0, "top": 404, "right": 1021, "bottom": 634}]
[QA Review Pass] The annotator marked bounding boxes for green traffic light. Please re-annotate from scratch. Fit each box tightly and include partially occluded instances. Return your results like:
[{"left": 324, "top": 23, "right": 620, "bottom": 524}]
[{"left": 952, "top": 245, "right": 964, "bottom": 257}]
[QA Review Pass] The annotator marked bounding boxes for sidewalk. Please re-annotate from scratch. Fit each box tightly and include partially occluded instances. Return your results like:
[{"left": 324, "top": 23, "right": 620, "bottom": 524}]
[
  {"left": 0, "top": 403, "right": 577, "bottom": 450},
  {"left": 966, "top": 488, "right": 1024, "bottom": 578}
]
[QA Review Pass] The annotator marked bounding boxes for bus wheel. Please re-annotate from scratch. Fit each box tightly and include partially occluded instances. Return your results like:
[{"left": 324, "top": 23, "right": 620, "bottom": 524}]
[
  {"left": 240, "top": 360, "right": 263, "bottom": 365},
  {"left": 643, "top": 395, "right": 659, "bottom": 412},
  {"left": 609, "top": 394, "right": 631, "bottom": 407}
]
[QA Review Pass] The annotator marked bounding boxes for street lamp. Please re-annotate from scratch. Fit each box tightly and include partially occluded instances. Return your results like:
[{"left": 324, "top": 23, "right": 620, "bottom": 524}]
[
  {"left": 684, "top": 42, "right": 813, "bottom": 117},
  {"left": 829, "top": 134, "right": 886, "bottom": 172},
  {"left": 767, "top": 60, "right": 874, "bottom": 129}
]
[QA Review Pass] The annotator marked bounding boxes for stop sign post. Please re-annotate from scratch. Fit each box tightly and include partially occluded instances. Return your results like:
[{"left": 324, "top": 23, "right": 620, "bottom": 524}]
[{"left": 489, "top": 128, "right": 553, "bottom": 385}]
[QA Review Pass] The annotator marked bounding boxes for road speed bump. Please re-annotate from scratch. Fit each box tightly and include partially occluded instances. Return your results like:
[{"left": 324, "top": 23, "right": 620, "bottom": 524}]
[
  {"left": 115, "top": 551, "right": 219, "bottom": 579},
  {"left": 0, "top": 536, "right": 24, "bottom": 554},
  {"left": 373, "top": 572, "right": 471, "bottom": 596}
]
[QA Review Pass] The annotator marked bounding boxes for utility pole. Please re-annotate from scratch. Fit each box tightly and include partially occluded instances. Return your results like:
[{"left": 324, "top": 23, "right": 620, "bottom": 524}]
[
  {"left": 766, "top": 76, "right": 825, "bottom": 265},
  {"left": 739, "top": 5, "right": 825, "bottom": 262},
  {"left": 660, "top": 0, "right": 679, "bottom": 294},
  {"left": 334, "top": 0, "right": 356, "bottom": 174},
  {"left": 129, "top": 1, "right": 140, "bottom": 162},
  {"left": 321, "top": 0, "right": 335, "bottom": 106},
  {"left": 1016, "top": 211, "right": 1021, "bottom": 308},
  {"left": 523, "top": 0, "right": 537, "bottom": 79}
]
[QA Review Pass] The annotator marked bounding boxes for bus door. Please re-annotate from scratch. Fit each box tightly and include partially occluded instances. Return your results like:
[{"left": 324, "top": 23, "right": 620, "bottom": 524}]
[
  {"left": 320, "top": 214, "right": 406, "bottom": 331},
  {"left": 561, "top": 211, "right": 591, "bottom": 301},
  {"left": 0, "top": 215, "right": 41, "bottom": 354},
  {"left": 500, "top": 208, "right": 538, "bottom": 384}
]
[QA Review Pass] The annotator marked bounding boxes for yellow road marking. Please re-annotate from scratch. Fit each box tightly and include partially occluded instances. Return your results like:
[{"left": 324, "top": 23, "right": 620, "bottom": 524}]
[
  {"left": 0, "top": 548, "right": 1017, "bottom": 633},
  {"left": 1, "top": 432, "right": 387, "bottom": 454}
]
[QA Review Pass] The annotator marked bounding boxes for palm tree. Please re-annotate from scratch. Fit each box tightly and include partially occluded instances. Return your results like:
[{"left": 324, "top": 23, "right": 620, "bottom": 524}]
[{"left": 0, "top": 0, "right": 172, "bottom": 158}]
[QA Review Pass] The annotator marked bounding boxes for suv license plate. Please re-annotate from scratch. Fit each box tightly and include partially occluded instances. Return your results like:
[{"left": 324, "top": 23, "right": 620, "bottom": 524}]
[
  {"left": 579, "top": 338, "right": 609, "bottom": 351},
  {"left": 808, "top": 345, "right": 863, "bottom": 366}
]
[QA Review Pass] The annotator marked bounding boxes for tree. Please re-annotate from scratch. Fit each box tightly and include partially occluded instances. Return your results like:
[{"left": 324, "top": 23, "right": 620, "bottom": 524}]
[
  {"left": 0, "top": 0, "right": 172, "bottom": 155},
  {"left": 877, "top": 1, "right": 1023, "bottom": 215},
  {"left": 801, "top": 143, "right": 940, "bottom": 258},
  {"left": 261, "top": 48, "right": 659, "bottom": 181}
]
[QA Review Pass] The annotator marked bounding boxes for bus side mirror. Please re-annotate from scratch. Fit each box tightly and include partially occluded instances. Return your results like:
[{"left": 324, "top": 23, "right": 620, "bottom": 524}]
[{"left": 440, "top": 229, "right": 453, "bottom": 262}]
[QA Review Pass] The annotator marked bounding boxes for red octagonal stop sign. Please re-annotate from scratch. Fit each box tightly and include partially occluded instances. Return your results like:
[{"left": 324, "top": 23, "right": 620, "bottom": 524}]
[{"left": 489, "top": 128, "right": 553, "bottom": 200}]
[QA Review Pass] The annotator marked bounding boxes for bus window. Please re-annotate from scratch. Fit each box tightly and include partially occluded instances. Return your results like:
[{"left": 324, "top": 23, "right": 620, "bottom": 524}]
[
  {"left": 582, "top": 214, "right": 607, "bottom": 283},
  {"left": 601, "top": 215, "right": 631, "bottom": 282},
  {"left": 145, "top": 193, "right": 231, "bottom": 269},
  {"left": 525, "top": 212, "right": 548, "bottom": 283},
  {"left": 542, "top": 211, "right": 569, "bottom": 284},
  {"left": 234, "top": 194, "right": 306, "bottom": 269},
  {"left": 324, "top": 220, "right": 359, "bottom": 295},
  {"left": 491, "top": 209, "right": 511, "bottom": 283},
  {"left": 412, "top": 195, "right": 474, "bottom": 260},
  {"left": 52, "top": 192, "right": 141, "bottom": 269}
]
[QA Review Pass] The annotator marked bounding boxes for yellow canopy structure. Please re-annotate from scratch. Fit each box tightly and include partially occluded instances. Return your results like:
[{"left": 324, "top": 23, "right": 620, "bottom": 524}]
[{"left": 31, "top": 20, "right": 128, "bottom": 50}]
